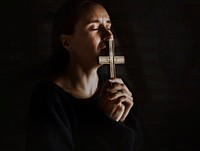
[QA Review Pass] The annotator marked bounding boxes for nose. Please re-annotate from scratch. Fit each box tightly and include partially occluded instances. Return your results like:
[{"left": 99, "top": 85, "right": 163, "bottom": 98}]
[{"left": 101, "top": 26, "right": 113, "bottom": 41}]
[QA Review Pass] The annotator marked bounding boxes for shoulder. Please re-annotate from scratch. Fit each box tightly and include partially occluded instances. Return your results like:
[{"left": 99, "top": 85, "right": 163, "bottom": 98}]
[
  {"left": 29, "top": 80, "right": 71, "bottom": 118},
  {"left": 30, "top": 80, "right": 63, "bottom": 110},
  {"left": 31, "top": 80, "right": 56, "bottom": 99}
]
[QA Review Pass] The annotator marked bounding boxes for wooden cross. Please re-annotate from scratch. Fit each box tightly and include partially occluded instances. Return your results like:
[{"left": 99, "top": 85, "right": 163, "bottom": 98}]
[{"left": 99, "top": 39, "right": 125, "bottom": 78}]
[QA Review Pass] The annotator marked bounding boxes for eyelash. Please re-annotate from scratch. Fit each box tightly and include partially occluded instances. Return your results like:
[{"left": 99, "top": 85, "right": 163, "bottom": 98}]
[
  {"left": 92, "top": 27, "right": 99, "bottom": 30},
  {"left": 91, "top": 27, "right": 111, "bottom": 31}
]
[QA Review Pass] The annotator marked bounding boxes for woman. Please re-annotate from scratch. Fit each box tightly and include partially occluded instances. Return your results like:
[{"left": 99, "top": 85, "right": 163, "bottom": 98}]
[{"left": 26, "top": 0, "right": 143, "bottom": 150}]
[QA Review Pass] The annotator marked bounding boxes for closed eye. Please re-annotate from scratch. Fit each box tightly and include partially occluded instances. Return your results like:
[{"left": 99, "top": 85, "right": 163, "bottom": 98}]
[
  {"left": 89, "top": 23, "right": 99, "bottom": 30},
  {"left": 89, "top": 24, "right": 112, "bottom": 31},
  {"left": 91, "top": 27, "right": 99, "bottom": 30}
]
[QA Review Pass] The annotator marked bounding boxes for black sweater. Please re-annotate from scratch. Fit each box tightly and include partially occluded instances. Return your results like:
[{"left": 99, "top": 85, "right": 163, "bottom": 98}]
[{"left": 26, "top": 75, "right": 143, "bottom": 151}]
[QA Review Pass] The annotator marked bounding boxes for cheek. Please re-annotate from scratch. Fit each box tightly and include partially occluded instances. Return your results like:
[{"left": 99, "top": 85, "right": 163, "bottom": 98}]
[
  {"left": 84, "top": 34, "right": 100, "bottom": 50},
  {"left": 89, "top": 39, "right": 101, "bottom": 54},
  {"left": 90, "top": 34, "right": 101, "bottom": 46},
  {"left": 72, "top": 31, "right": 101, "bottom": 52}
]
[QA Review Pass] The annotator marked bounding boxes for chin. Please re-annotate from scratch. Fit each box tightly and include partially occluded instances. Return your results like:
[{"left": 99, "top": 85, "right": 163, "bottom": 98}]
[
  {"left": 94, "top": 63, "right": 102, "bottom": 68},
  {"left": 87, "top": 56, "right": 103, "bottom": 69},
  {"left": 91, "top": 61, "right": 102, "bottom": 70}
]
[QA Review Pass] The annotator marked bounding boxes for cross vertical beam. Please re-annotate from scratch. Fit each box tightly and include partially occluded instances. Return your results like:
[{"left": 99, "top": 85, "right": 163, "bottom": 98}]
[
  {"left": 109, "top": 39, "right": 115, "bottom": 78},
  {"left": 99, "top": 39, "right": 125, "bottom": 78}
]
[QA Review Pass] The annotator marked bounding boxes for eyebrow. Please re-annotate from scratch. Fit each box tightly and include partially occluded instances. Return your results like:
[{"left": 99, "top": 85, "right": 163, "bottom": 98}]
[{"left": 87, "top": 19, "right": 111, "bottom": 24}]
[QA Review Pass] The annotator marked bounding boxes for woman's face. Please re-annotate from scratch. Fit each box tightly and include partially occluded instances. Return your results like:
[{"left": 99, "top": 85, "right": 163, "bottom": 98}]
[{"left": 68, "top": 4, "right": 113, "bottom": 68}]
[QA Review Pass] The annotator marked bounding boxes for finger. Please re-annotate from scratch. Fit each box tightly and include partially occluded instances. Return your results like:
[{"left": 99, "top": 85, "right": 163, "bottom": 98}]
[
  {"left": 114, "top": 95, "right": 133, "bottom": 105},
  {"left": 102, "top": 80, "right": 112, "bottom": 93},
  {"left": 122, "top": 84, "right": 132, "bottom": 96},
  {"left": 111, "top": 103, "right": 125, "bottom": 121},
  {"left": 119, "top": 103, "right": 132, "bottom": 122},
  {"left": 109, "top": 78, "right": 124, "bottom": 84},
  {"left": 108, "top": 90, "right": 133, "bottom": 102},
  {"left": 108, "top": 90, "right": 123, "bottom": 100},
  {"left": 119, "top": 98, "right": 134, "bottom": 122},
  {"left": 107, "top": 83, "right": 124, "bottom": 93},
  {"left": 108, "top": 82, "right": 132, "bottom": 97}
]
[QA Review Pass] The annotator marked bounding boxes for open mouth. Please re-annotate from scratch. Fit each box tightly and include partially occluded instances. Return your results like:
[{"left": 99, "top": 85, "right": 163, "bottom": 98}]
[
  {"left": 97, "top": 45, "right": 109, "bottom": 65},
  {"left": 100, "top": 47, "right": 109, "bottom": 56},
  {"left": 99, "top": 41, "right": 109, "bottom": 56}
]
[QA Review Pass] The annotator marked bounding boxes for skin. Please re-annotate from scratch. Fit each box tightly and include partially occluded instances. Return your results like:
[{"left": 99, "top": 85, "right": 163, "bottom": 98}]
[{"left": 54, "top": 4, "right": 133, "bottom": 122}]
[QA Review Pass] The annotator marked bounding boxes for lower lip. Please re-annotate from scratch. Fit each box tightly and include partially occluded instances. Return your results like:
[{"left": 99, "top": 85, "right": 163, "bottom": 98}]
[{"left": 100, "top": 52, "right": 108, "bottom": 56}]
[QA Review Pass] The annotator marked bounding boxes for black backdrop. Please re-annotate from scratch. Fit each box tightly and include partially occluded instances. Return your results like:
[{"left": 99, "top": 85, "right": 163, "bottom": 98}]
[{"left": 1, "top": 0, "right": 200, "bottom": 151}]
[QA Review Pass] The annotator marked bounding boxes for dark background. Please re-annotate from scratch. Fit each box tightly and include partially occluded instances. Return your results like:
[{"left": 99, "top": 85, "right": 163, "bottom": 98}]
[{"left": 1, "top": 0, "right": 200, "bottom": 150}]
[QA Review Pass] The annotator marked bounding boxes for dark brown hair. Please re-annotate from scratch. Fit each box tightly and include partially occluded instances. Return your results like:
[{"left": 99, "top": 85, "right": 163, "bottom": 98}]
[{"left": 51, "top": 0, "right": 103, "bottom": 75}]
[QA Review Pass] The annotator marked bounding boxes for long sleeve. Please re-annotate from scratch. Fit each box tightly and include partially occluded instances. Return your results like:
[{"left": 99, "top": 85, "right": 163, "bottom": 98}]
[
  {"left": 121, "top": 78, "right": 145, "bottom": 150},
  {"left": 26, "top": 82, "right": 75, "bottom": 151},
  {"left": 125, "top": 110, "right": 144, "bottom": 151},
  {"left": 26, "top": 79, "right": 144, "bottom": 151}
]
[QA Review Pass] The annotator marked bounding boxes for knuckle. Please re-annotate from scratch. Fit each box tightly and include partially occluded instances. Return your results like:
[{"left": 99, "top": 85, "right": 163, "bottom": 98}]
[
  {"left": 117, "top": 104, "right": 125, "bottom": 111},
  {"left": 130, "top": 96, "right": 133, "bottom": 101},
  {"left": 117, "top": 96, "right": 126, "bottom": 103},
  {"left": 130, "top": 102, "right": 134, "bottom": 108},
  {"left": 119, "top": 78, "right": 123, "bottom": 83},
  {"left": 121, "top": 83, "right": 125, "bottom": 89}
]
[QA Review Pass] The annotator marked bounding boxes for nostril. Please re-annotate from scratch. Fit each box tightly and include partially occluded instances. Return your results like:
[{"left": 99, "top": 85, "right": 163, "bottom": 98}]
[{"left": 102, "top": 27, "right": 113, "bottom": 41}]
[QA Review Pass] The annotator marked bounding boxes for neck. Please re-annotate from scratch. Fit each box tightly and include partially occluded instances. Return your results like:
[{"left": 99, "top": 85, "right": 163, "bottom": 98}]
[{"left": 54, "top": 61, "right": 99, "bottom": 99}]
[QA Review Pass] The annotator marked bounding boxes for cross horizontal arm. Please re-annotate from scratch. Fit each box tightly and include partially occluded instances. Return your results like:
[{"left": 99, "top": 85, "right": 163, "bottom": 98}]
[
  {"left": 98, "top": 39, "right": 125, "bottom": 78},
  {"left": 99, "top": 56, "right": 125, "bottom": 64}
]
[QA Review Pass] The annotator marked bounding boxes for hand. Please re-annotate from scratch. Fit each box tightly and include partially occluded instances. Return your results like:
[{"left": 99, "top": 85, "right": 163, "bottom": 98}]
[{"left": 98, "top": 78, "right": 134, "bottom": 122}]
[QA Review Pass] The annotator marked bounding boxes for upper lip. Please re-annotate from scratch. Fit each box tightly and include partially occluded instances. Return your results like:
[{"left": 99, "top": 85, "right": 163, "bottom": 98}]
[
  {"left": 100, "top": 41, "right": 107, "bottom": 49},
  {"left": 99, "top": 40, "right": 110, "bottom": 55},
  {"left": 100, "top": 41, "right": 109, "bottom": 49},
  {"left": 101, "top": 45, "right": 106, "bottom": 50}
]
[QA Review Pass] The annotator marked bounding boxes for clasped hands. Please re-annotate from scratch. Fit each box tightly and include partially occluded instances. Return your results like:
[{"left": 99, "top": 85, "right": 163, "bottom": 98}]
[{"left": 99, "top": 78, "right": 133, "bottom": 122}]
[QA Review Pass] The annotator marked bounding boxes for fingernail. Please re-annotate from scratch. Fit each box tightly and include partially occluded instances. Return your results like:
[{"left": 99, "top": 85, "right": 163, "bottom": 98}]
[{"left": 109, "top": 79, "right": 114, "bottom": 82}]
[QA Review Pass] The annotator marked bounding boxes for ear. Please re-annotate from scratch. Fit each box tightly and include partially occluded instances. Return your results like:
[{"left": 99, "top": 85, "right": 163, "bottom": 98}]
[{"left": 60, "top": 34, "right": 73, "bottom": 51}]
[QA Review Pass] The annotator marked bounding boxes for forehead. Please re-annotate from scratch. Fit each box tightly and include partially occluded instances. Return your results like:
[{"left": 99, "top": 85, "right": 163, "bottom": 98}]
[{"left": 78, "top": 4, "right": 111, "bottom": 24}]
